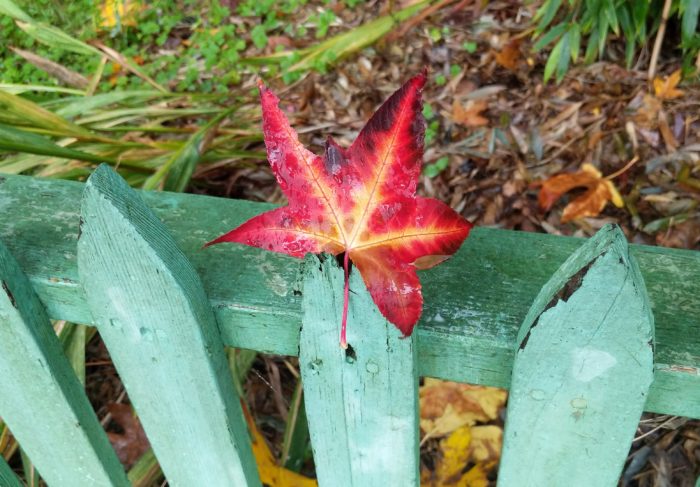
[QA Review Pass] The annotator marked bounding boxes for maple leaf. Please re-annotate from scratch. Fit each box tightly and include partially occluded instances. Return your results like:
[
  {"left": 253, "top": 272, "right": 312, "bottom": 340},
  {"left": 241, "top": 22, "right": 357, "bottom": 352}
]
[
  {"left": 538, "top": 163, "right": 624, "bottom": 223},
  {"left": 653, "top": 70, "right": 684, "bottom": 100},
  {"left": 207, "top": 71, "right": 472, "bottom": 347}
]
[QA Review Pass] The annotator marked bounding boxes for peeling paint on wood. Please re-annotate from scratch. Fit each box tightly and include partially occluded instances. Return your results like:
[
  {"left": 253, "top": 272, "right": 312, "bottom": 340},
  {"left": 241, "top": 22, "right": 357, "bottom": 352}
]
[
  {"left": 0, "top": 173, "right": 698, "bottom": 417},
  {"left": 499, "top": 225, "right": 654, "bottom": 486}
]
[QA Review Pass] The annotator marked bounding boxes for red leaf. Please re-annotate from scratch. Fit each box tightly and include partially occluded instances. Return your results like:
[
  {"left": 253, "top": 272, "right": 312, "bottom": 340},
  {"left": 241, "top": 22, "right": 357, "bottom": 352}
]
[{"left": 208, "top": 71, "right": 472, "bottom": 345}]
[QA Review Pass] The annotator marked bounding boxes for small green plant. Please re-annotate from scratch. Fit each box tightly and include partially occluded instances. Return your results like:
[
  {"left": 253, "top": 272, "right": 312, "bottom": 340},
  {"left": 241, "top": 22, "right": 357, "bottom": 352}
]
[{"left": 534, "top": 0, "right": 700, "bottom": 83}]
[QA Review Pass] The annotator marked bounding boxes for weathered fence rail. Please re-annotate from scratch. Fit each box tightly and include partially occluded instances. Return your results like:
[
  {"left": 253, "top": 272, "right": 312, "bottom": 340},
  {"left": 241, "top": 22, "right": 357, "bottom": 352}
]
[
  {"left": 0, "top": 172, "right": 698, "bottom": 416},
  {"left": 0, "top": 166, "right": 699, "bottom": 486}
]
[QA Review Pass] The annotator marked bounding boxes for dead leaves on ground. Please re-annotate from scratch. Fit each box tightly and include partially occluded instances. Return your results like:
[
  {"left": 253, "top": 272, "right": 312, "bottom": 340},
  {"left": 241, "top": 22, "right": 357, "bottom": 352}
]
[
  {"left": 538, "top": 163, "right": 624, "bottom": 223},
  {"left": 420, "top": 379, "right": 506, "bottom": 486},
  {"left": 106, "top": 403, "right": 150, "bottom": 468}
]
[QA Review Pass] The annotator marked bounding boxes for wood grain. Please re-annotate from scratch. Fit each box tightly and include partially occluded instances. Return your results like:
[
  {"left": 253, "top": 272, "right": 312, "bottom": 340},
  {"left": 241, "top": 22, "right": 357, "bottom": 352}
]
[
  {"left": 0, "top": 239, "right": 128, "bottom": 486},
  {"left": 499, "top": 225, "right": 653, "bottom": 486},
  {"left": 1, "top": 172, "right": 698, "bottom": 417},
  {"left": 300, "top": 255, "right": 419, "bottom": 486},
  {"left": 77, "top": 166, "right": 260, "bottom": 486}
]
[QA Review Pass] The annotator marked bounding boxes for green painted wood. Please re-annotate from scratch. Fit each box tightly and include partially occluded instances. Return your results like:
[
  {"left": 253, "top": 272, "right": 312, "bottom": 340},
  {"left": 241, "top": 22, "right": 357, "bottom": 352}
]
[
  {"left": 0, "top": 239, "right": 129, "bottom": 486},
  {"left": 77, "top": 165, "right": 260, "bottom": 486},
  {"left": 0, "top": 455, "right": 22, "bottom": 487},
  {"left": 0, "top": 173, "right": 698, "bottom": 417},
  {"left": 499, "top": 225, "right": 654, "bottom": 486},
  {"left": 299, "top": 255, "right": 419, "bottom": 486}
]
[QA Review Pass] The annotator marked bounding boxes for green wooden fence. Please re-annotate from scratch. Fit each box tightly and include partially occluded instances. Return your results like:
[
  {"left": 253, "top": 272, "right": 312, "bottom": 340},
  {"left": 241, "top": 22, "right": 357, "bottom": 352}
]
[{"left": 0, "top": 165, "right": 698, "bottom": 486}]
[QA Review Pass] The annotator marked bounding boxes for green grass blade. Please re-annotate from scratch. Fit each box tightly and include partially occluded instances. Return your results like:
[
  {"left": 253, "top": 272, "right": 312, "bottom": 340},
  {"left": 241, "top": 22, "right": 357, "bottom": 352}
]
[
  {"left": 145, "top": 106, "right": 237, "bottom": 192},
  {"left": 57, "top": 322, "right": 87, "bottom": 386},
  {"left": 16, "top": 21, "right": 101, "bottom": 57},
  {"left": 0, "top": 0, "right": 31, "bottom": 22},
  {"left": 127, "top": 449, "right": 163, "bottom": 487},
  {"left": 0, "top": 84, "right": 85, "bottom": 96},
  {"left": 0, "top": 124, "right": 114, "bottom": 164},
  {"left": 20, "top": 449, "right": 41, "bottom": 487},
  {"left": 281, "top": 380, "right": 310, "bottom": 472},
  {"left": 0, "top": 90, "right": 94, "bottom": 139},
  {"left": 243, "top": 0, "right": 430, "bottom": 73}
]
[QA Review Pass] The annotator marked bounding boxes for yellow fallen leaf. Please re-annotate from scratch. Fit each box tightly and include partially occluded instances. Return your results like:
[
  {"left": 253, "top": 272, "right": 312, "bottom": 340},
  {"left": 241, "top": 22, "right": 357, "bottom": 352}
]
[
  {"left": 653, "top": 70, "right": 684, "bottom": 100},
  {"left": 243, "top": 404, "right": 317, "bottom": 487},
  {"left": 421, "top": 425, "right": 495, "bottom": 487},
  {"left": 469, "top": 425, "right": 502, "bottom": 463},
  {"left": 436, "top": 425, "right": 472, "bottom": 482},
  {"left": 99, "top": 0, "right": 142, "bottom": 28},
  {"left": 420, "top": 378, "right": 507, "bottom": 436}
]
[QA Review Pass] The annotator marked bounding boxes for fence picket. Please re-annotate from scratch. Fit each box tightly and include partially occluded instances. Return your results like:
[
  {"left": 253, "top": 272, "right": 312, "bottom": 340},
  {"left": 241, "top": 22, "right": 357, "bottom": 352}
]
[
  {"left": 498, "top": 225, "right": 654, "bottom": 486},
  {"left": 299, "top": 255, "right": 419, "bottom": 486},
  {"left": 77, "top": 165, "right": 260, "bottom": 486},
  {"left": 0, "top": 240, "right": 128, "bottom": 486},
  {"left": 0, "top": 454, "right": 22, "bottom": 487}
]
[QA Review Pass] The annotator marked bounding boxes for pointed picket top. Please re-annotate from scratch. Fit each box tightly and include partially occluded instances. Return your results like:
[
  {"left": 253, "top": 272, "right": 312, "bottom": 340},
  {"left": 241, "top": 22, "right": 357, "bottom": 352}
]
[
  {"left": 299, "top": 254, "right": 420, "bottom": 486},
  {"left": 77, "top": 165, "right": 260, "bottom": 486},
  {"left": 0, "top": 239, "right": 128, "bottom": 486},
  {"left": 499, "top": 224, "right": 654, "bottom": 486}
]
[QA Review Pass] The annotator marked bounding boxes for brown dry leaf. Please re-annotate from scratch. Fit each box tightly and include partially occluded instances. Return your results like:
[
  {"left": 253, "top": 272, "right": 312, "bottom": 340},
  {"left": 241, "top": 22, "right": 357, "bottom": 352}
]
[
  {"left": 494, "top": 39, "right": 521, "bottom": 71},
  {"left": 538, "top": 163, "right": 624, "bottom": 223},
  {"left": 420, "top": 378, "right": 507, "bottom": 436},
  {"left": 653, "top": 70, "right": 684, "bottom": 100},
  {"left": 452, "top": 99, "right": 489, "bottom": 127},
  {"left": 243, "top": 403, "right": 317, "bottom": 487},
  {"left": 106, "top": 403, "right": 150, "bottom": 468}
]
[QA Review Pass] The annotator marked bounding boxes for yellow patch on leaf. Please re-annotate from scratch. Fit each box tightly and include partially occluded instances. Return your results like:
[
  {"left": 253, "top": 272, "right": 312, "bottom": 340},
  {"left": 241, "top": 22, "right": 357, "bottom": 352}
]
[
  {"left": 538, "top": 163, "right": 624, "bottom": 223},
  {"left": 452, "top": 99, "right": 489, "bottom": 127},
  {"left": 653, "top": 70, "right": 684, "bottom": 100},
  {"left": 420, "top": 378, "right": 507, "bottom": 437}
]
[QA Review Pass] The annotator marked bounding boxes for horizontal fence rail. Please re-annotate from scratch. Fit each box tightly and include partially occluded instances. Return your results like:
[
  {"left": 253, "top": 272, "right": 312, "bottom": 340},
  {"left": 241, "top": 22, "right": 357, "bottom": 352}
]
[{"left": 0, "top": 173, "right": 699, "bottom": 418}]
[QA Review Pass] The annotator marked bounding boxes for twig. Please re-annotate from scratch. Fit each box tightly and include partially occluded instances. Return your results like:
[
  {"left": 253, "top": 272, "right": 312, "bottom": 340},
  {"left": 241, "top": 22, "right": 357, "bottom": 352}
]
[
  {"left": 606, "top": 155, "right": 640, "bottom": 180},
  {"left": 648, "top": 0, "right": 673, "bottom": 83},
  {"left": 633, "top": 415, "right": 678, "bottom": 443}
]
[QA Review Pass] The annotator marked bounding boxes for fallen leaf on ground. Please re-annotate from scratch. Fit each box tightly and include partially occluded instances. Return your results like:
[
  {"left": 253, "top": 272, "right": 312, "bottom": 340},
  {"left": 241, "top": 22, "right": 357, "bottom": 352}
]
[
  {"left": 99, "top": 0, "right": 142, "bottom": 28},
  {"left": 420, "top": 378, "right": 507, "bottom": 436},
  {"left": 207, "top": 72, "right": 472, "bottom": 347},
  {"left": 469, "top": 425, "right": 502, "bottom": 463},
  {"left": 452, "top": 99, "right": 489, "bottom": 127},
  {"left": 494, "top": 38, "right": 522, "bottom": 71},
  {"left": 653, "top": 70, "right": 684, "bottom": 100},
  {"left": 421, "top": 424, "right": 496, "bottom": 486},
  {"left": 243, "top": 403, "right": 317, "bottom": 487},
  {"left": 106, "top": 403, "right": 150, "bottom": 468},
  {"left": 538, "top": 163, "right": 624, "bottom": 223}
]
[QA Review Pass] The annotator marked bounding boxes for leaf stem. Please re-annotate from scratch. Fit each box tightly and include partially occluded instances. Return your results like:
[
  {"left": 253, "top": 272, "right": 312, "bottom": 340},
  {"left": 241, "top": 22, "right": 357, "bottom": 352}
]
[{"left": 340, "top": 252, "right": 350, "bottom": 349}]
